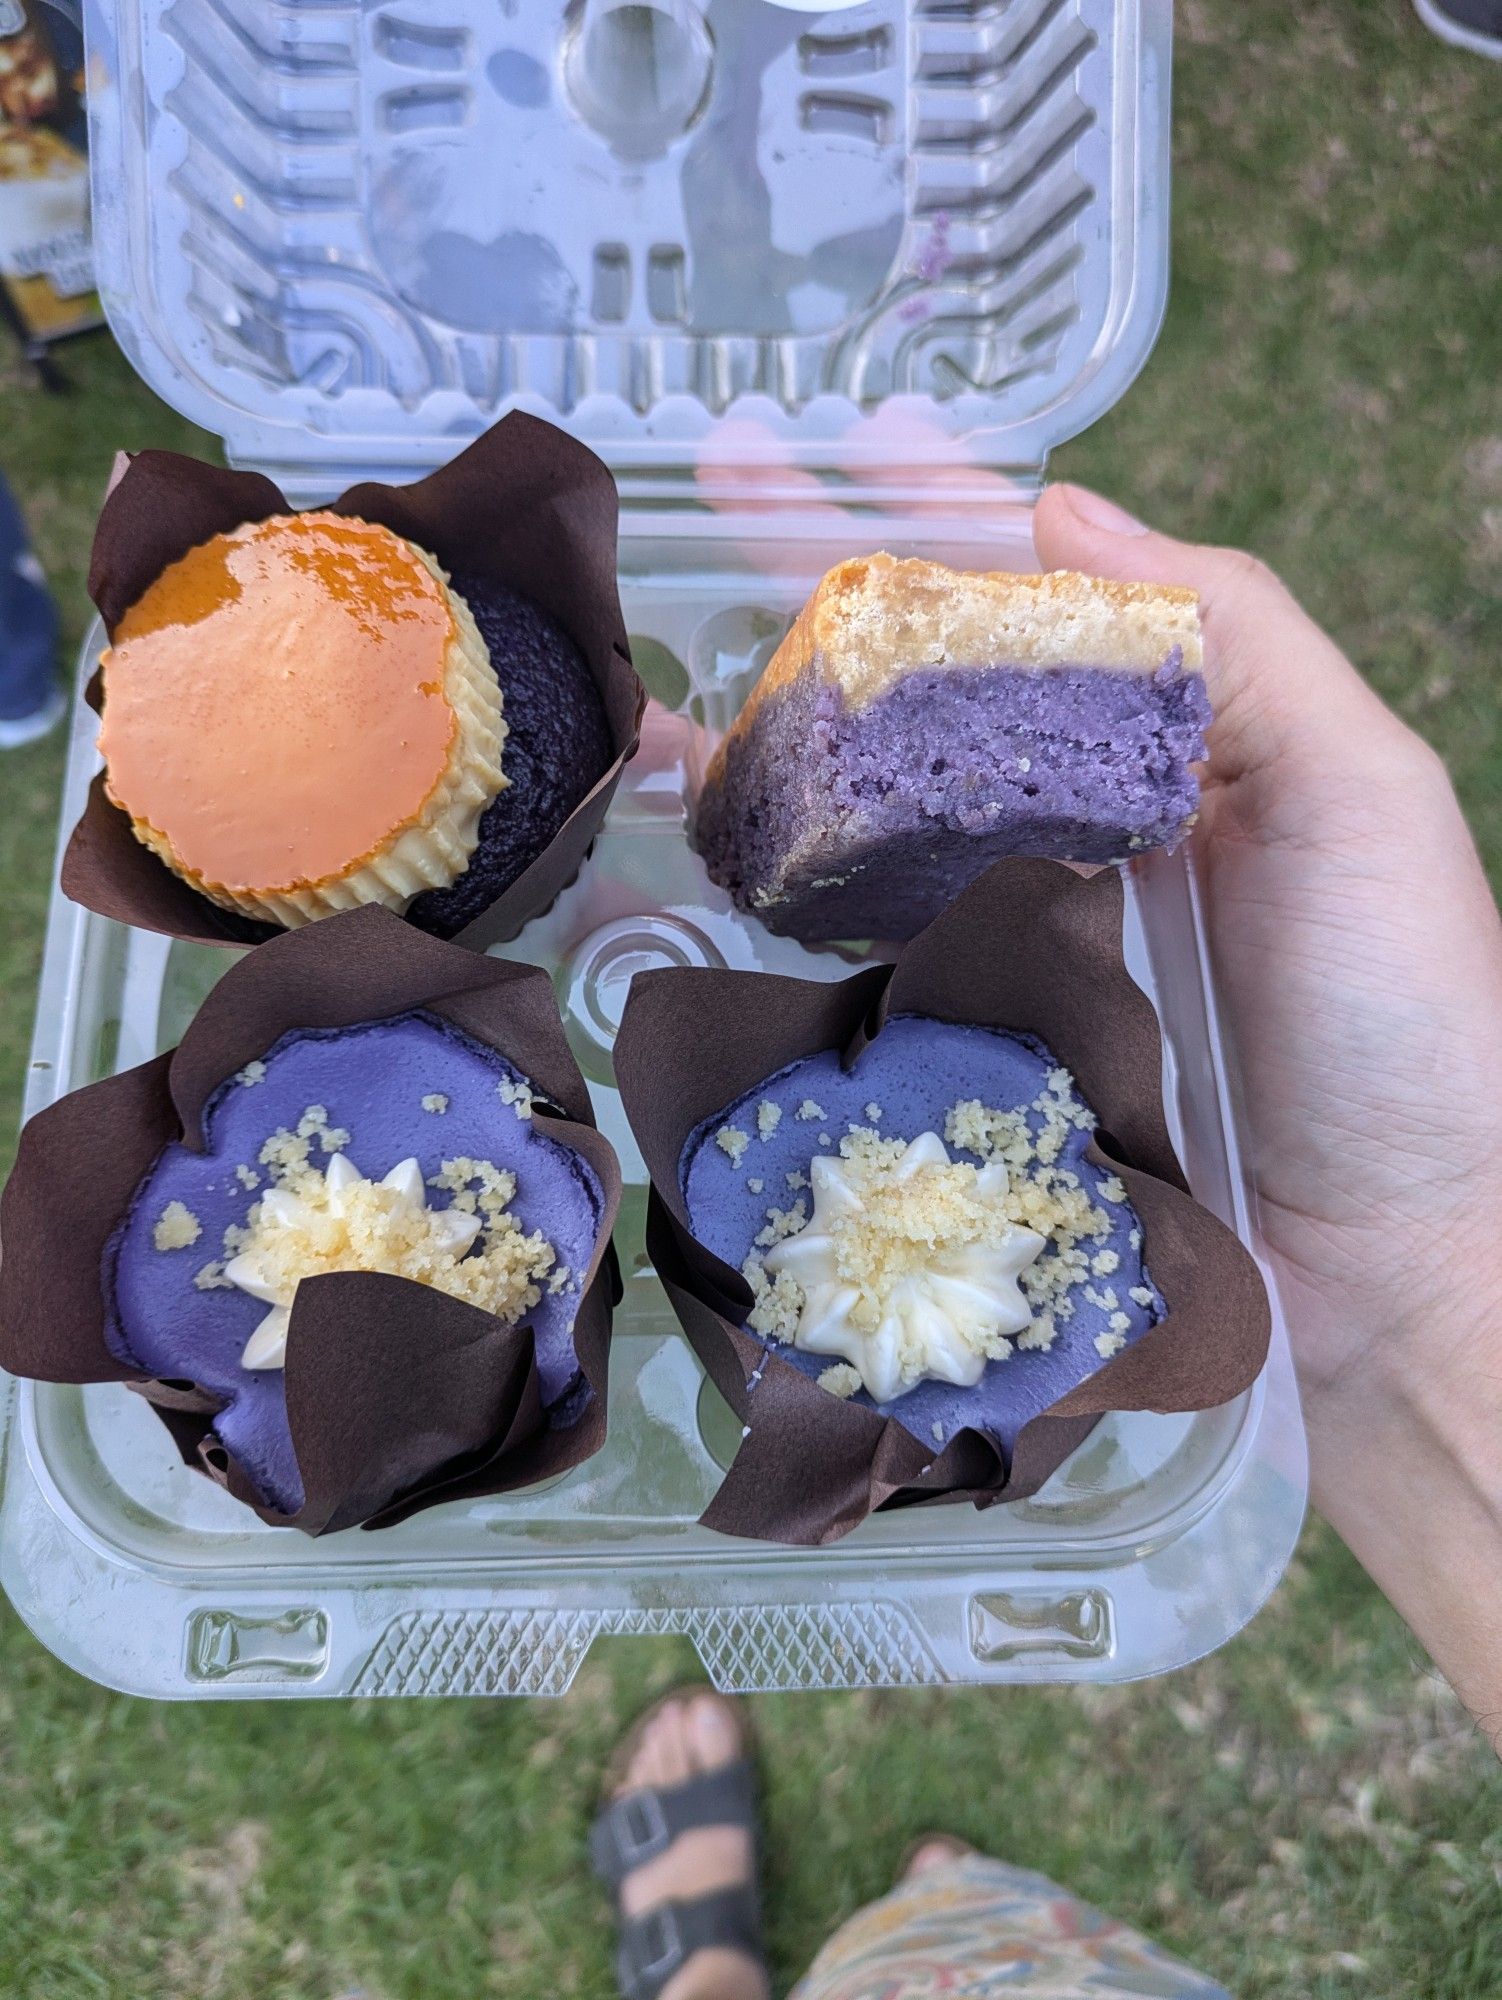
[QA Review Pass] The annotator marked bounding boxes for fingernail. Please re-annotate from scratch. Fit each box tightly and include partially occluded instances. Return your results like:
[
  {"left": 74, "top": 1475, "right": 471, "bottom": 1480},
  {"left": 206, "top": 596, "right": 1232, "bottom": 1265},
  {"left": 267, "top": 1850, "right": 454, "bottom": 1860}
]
[{"left": 1057, "top": 485, "right": 1151, "bottom": 537}]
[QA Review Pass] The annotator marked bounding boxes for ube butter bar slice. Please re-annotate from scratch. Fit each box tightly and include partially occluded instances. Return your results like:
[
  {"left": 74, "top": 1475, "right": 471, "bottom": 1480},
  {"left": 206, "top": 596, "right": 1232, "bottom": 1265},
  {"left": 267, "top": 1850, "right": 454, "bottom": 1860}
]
[{"left": 695, "top": 554, "right": 1209, "bottom": 942}]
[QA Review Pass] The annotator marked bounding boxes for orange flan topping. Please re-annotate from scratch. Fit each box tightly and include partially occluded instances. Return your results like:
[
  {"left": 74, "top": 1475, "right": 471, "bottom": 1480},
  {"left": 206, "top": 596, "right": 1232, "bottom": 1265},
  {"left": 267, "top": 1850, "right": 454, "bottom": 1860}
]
[{"left": 100, "top": 513, "right": 462, "bottom": 897}]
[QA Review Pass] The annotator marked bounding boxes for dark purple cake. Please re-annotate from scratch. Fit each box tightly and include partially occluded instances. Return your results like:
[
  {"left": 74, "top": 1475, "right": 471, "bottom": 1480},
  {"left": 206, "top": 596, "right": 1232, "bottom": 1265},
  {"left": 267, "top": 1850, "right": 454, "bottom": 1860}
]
[
  {"left": 407, "top": 576, "right": 613, "bottom": 939},
  {"left": 695, "top": 554, "right": 1210, "bottom": 941},
  {"left": 680, "top": 1014, "right": 1163, "bottom": 1461},
  {"left": 105, "top": 1009, "right": 605, "bottom": 1515}
]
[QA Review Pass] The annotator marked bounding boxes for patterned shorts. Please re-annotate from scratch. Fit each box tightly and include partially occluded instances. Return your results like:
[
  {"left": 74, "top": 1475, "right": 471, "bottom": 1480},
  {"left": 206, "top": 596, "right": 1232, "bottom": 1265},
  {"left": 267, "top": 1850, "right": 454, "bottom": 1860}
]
[{"left": 788, "top": 1854, "right": 1232, "bottom": 2000}]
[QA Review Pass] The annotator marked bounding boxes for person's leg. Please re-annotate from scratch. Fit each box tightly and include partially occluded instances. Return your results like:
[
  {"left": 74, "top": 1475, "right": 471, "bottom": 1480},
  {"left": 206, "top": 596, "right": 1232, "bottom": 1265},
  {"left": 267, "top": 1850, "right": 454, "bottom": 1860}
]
[
  {"left": 0, "top": 470, "right": 64, "bottom": 746},
  {"left": 788, "top": 1840, "right": 1231, "bottom": 2000},
  {"left": 593, "top": 1691, "right": 769, "bottom": 2000}
]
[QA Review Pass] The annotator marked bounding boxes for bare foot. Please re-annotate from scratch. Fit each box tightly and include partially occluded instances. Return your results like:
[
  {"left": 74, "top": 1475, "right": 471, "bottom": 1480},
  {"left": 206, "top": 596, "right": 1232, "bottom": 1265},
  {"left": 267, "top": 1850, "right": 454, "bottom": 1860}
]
[{"left": 614, "top": 1694, "right": 769, "bottom": 2000}]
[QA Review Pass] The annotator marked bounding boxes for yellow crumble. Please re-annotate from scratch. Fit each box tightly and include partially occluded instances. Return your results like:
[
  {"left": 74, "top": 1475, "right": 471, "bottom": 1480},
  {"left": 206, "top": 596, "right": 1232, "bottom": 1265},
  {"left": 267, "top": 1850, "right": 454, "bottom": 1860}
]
[
  {"left": 421, "top": 1093, "right": 449, "bottom": 1114},
  {"left": 795, "top": 1099, "right": 825, "bottom": 1122},
  {"left": 498, "top": 1077, "right": 535, "bottom": 1119},
  {"left": 716, "top": 1125, "right": 751, "bottom": 1167},
  {"left": 234, "top": 1164, "right": 260, "bottom": 1192},
  {"left": 237, "top": 1153, "right": 556, "bottom": 1326},
  {"left": 1094, "top": 1330, "right": 1127, "bottom": 1358},
  {"left": 234, "top": 1059, "right": 267, "bottom": 1087},
  {"left": 755, "top": 1198, "right": 808, "bottom": 1249},
  {"left": 747, "top": 1177, "right": 764, "bottom": 1195},
  {"left": 818, "top": 1363, "right": 863, "bottom": 1400},
  {"left": 756, "top": 1101, "right": 782, "bottom": 1140},
  {"left": 153, "top": 1201, "right": 201, "bottom": 1252}
]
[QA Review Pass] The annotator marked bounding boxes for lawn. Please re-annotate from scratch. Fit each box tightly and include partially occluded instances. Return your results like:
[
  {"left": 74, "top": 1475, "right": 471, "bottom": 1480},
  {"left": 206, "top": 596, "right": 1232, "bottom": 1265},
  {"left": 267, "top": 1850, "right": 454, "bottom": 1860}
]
[{"left": 1, "top": 4, "right": 1500, "bottom": 1997}]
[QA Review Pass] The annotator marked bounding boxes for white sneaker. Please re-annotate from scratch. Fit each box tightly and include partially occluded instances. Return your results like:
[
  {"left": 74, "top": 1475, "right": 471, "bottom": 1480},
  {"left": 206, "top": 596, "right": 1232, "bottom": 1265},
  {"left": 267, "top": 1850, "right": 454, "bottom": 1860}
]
[
  {"left": 0, "top": 683, "right": 67, "bottom": 749},
  {"left": 1414, "top": 0, "right": 1502, "bottom": 55}
]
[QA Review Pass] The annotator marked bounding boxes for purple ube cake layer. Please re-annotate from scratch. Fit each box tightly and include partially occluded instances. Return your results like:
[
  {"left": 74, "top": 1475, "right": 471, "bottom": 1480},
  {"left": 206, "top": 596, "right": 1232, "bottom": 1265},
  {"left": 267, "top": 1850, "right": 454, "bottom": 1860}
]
[
  {"left": 680, "top": 1015, "right": 1163, "bottom": 1462},
  {"left": 696, "top": 660, "right": 1212, "bottom": 940},
  {"left": 105, "top": 1010, "right": 604, "bottom": 1515},
  {"left": 407, "top": 577, "right": 613, "bottom": 940}
]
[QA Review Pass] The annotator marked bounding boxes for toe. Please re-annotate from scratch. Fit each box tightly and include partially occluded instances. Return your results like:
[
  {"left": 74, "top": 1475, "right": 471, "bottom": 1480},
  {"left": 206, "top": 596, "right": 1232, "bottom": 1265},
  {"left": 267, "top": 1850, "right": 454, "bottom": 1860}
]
[
  {"left": 652, "top": 1700, "right": 693, "bottom": 1792},
  {"left": 685, "top": 1694, "right": 742, "bottom": 1774}
]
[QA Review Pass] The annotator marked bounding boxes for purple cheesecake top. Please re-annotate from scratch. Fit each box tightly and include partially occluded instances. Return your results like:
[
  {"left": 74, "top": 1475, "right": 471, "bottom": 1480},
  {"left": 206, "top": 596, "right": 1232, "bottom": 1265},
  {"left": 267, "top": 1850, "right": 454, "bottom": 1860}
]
[
  {"left": 106, "top": 1010, "right": 604, "bottom": 1515},
  {"left": 680, "top": 1015, "right": 1162, "bottom": 1460}
]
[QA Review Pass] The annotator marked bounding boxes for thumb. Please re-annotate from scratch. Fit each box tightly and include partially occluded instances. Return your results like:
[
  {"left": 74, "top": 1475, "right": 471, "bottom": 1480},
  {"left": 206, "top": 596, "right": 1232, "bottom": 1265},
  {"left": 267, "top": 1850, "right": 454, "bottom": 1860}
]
[{"left": 1032, "top": 484, "right": 1400, "bottom": 786}]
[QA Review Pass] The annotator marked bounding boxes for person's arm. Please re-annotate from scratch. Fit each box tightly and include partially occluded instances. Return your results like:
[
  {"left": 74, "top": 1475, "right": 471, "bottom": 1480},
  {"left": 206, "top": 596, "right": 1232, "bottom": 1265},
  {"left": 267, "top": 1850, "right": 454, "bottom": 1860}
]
[{"left": 1035, "top": 484, "right": 1502, "bottom": 1748}]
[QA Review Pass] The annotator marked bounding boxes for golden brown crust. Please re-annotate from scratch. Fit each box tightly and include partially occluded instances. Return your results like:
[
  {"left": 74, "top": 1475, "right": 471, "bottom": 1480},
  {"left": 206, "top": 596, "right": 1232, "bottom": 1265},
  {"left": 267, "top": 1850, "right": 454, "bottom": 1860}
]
[{"left": 708, "top": 555, "right": 1203, "bottom": 782}]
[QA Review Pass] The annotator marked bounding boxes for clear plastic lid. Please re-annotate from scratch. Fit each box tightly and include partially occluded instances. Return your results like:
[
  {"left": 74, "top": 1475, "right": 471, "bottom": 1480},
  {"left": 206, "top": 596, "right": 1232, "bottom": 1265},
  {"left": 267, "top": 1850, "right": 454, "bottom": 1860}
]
[{"left": 82, "top": 0, "right": 1172, "bottom": 502}]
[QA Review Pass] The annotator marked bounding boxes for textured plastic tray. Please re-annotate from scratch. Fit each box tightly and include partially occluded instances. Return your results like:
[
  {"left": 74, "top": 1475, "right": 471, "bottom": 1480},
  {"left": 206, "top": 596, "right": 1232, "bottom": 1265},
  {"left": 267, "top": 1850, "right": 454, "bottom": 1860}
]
[
  {"left": 83, "top": 0, "right": 1174, "bottom": 500},
  {"left": 0, "top": 516, "right": 1307, "bottom": 1700}
]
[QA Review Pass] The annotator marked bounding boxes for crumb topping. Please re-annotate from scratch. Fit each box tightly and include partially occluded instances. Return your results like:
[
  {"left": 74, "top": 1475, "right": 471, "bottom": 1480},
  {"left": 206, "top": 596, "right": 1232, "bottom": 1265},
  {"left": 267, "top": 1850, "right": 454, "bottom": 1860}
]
[
  {"left": 746, "top": 1131, "right": 1043, "bottom": 1401},
  {"left": 234, "top": 1060, "right": 267, "bottom": 1088},
  {"left": 732, "top": 1063, "right": 1152, "bottom": 1389},
  {"left": 153, "top": 1201, "right": 201, "bottom": 1252},
  {"left": 257, "top": 1104, "right": 350, "bottom": 1183},
  {"left": 715, "top": 1125, "right": 751, "bottom": 1167},
  {"left": 756, "top": 1100, "right": 782, "bottom": 1141},
  {"left": 818, "top": 1363, "right": 863, "bottom": 1400},
  {"left": 234, "top": 1164, "right": 261, "bottom": 1192},
  {"left": 497, "top": 1077, "right": 534, "bottom": 1119},
  {"left": 747, "top": 1178, "right": 764, "bottom": 1195},
  {"left": 421, "top": 1093, "right": 449, "bottom": 1114},
  {"left": 224, "top": 1145, "right": 556, "bottom": 1371}
]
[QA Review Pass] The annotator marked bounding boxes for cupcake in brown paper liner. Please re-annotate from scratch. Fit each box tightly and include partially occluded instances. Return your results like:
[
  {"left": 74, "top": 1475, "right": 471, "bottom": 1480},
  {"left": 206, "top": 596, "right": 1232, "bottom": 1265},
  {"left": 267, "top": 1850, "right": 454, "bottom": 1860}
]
[
  {"left": 63, "top": 410, "right": 645, "bottom": 951},
  {"left": 0, "top": 906, "right": 622, "bottom": 1534},
  {"left": 613, "top": 861, "right": 1271, "bottom": 1545}
]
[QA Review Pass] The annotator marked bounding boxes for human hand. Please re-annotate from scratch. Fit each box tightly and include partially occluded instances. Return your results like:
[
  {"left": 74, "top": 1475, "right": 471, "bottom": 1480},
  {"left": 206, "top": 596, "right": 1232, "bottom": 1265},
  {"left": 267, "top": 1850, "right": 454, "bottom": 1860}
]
[{"left": 1035, "top": 485, "right": 1502, "bottom": 1740}]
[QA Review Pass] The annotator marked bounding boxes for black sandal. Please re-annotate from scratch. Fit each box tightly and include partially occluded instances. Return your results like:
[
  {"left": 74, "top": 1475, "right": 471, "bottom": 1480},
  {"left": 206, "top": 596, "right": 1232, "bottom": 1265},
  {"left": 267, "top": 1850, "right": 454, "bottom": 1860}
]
[{"left": 590, "top": 1690, "right": 765, "bottom": 2000}]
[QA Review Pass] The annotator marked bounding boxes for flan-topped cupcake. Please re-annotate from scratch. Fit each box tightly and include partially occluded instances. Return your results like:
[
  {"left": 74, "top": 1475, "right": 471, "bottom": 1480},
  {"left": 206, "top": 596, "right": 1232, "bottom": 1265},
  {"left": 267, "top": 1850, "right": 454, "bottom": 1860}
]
[
  {"left": 108, "top": 1008, "right": 606, "bottom": 1517},
  {"left": 679, "top": 1015, "right": 1162, "bottom": 1458},
  {"left": 696, "top": 554, "right": 1209, "bottom": 940},
  {"left": 98, "top": 512, "right": 506, "bottom": 930}
]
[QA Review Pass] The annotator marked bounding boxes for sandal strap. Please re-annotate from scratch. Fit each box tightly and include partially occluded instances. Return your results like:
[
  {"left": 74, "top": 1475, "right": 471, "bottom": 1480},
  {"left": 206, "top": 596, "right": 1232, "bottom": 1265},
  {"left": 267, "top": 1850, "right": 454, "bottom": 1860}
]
[
  {"left": 590, "top": 1759, "right": 757, "bottom": 1887},
  {"left": 615, "top": 1884, "right": 763, "bottom": 2000}
]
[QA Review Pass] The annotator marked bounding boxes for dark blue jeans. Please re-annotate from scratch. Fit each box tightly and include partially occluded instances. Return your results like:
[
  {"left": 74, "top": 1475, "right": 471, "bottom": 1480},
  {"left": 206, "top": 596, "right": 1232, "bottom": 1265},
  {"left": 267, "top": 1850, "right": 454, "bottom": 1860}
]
[{"left": 0, "top": 471, "right": 60, "bottom": 722}]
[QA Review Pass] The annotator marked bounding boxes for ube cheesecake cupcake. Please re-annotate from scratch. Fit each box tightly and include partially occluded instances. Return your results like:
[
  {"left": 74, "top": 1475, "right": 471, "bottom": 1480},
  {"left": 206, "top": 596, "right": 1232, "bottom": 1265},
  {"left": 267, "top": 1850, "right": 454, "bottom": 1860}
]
[
  {"left": 680, "top": 1017, "right": 1162, "bottom": 1460},
  {"left": 112, "top": 1009, "right": 605, "bottom": 1517},
  {"left": 696, "top": 554, "right": 1209, "bottom": 941},
  {"left": 66, "top": 414, "right": 643, "bottom": 950},
  {"left": 614, "top": 861, "right": 1272, "bottom": 1545},
  {"left": 0, "top": 909, "right": 622, "bottom": 1534}
]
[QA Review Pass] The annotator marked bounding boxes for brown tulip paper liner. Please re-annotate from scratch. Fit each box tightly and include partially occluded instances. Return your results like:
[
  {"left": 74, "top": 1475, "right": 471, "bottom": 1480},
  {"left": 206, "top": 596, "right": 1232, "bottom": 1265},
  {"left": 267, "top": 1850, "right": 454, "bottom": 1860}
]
[
  {"left": 613, "top": 860, "right": 1271, "bottom": 1546},
  {"left": 0, "top": 906, "right": 623, "bottom": 1534},
  {"left": 63, "top": 411, "right": 646, "bottom": 952}
]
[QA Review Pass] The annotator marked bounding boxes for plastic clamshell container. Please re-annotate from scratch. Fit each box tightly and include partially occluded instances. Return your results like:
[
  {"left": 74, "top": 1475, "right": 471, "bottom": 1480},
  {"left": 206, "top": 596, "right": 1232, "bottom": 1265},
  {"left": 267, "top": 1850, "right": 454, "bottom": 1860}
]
[{"left": 0, "top": 0, "right": 1306, "bottom": 1699}]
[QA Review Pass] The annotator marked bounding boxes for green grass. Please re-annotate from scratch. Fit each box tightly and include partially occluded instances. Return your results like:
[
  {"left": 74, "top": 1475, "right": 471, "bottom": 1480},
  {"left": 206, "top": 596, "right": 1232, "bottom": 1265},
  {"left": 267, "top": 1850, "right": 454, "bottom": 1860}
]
[{"left": 1, "top": 4, "right": 1500, "bottom": 1996}]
